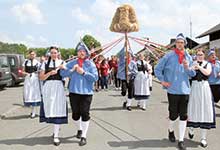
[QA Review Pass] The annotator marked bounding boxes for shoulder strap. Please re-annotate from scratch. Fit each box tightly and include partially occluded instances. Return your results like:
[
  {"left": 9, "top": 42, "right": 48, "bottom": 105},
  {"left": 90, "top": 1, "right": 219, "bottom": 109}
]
[
  {"left": 25, "top": 60, "right": 28, "bottom": 67},
  {"left": 45, "top": 57, "right": 51, "bottom": 71},
  {"left": 204, "top": 62, "right": 208, "bottom": 69}
]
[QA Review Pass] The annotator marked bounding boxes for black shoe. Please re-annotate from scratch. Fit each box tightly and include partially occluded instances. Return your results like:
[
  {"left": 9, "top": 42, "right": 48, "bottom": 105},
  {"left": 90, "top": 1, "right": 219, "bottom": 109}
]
[
  {"left": 123, "top": 102, "right": 127, "bottom": 109},
  {"left": 188, "top": 132, "right": 194, "bottom": 139},
  {"left": 141, "top": 107, "right": 146, "bottom": 111},
  {"left": 53, "top": 138, "right": 60, "bottom": 146},
  {"left": 76, "top": 130, "right": 82, "bottom": 139},
  {"left": 126, "top": 106, "right": 132, "bottom": 111},
  {"left": 79, "top": 137, "right": 87, "bottom": 146},
  {"left": 137, "top": 104, "right": 141, "bottom": 108},
  {"left": 30, "top": 113, "right": 36, "bottom": 119},
  {"left": 178, "top": 141, "right": 186, "bottom": 150},
  {"left": 168, "top": 131, "right": 176, "bottom": 142}
]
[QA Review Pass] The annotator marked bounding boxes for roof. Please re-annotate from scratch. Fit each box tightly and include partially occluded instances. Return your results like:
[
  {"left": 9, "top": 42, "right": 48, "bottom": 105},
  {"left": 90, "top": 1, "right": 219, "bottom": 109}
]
[
  {"left": 196, "top": 23, "right": 220, "bottom": 38},
  {"left": 192, "top": 42, "right": 209, "bottom": 50},
  {"left": 166, "top": 37, "right": 199, "bottom": 49}
]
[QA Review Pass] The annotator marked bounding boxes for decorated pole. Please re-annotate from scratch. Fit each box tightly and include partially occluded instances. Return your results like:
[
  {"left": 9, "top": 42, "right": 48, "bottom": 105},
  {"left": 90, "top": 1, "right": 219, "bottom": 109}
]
[
  {"left": 124, "top": 32, "right": 129, "bottom": 81},
  {"left": 109, "top": 4, "right": 139, "bottom": 82}
]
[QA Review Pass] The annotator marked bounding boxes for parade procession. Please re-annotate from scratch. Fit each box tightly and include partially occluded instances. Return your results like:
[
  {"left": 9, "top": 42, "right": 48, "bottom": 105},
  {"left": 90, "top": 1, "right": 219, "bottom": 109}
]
[{"left": 0, "top": 1, "right": 220, "bottom": 150}]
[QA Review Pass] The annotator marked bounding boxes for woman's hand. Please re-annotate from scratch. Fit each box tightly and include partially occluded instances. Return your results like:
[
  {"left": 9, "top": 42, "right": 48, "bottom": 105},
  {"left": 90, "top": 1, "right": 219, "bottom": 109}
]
[{"left": 50, "top": 70, "right": 57, "bottom": 76}]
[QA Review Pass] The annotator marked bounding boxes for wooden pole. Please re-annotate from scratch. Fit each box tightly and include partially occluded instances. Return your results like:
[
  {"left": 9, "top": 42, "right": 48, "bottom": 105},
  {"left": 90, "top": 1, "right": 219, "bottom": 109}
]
[{"left": 124, "top": 32, "right": 129, "bottom": 82}]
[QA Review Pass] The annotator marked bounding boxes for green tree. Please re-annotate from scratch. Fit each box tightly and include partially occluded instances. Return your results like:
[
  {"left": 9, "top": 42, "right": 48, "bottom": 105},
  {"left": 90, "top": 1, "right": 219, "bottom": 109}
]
[{"left": 82, "top": 34, "right": 101, "bottom": 49}]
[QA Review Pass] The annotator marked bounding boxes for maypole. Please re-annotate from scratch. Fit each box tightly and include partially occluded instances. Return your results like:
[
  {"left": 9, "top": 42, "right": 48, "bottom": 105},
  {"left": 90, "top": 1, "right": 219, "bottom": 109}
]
[
  {"left": 124, "top": 32, "right": 129, "bottom": 81},
  {"left": 109, "top": 4, "right": 139, "bottom": 82}
]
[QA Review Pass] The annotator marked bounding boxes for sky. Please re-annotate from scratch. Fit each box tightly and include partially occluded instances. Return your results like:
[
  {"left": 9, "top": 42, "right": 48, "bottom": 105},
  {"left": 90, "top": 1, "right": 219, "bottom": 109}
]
[{"left": 0, "top": 0, "right": 220, "bottom": 56}]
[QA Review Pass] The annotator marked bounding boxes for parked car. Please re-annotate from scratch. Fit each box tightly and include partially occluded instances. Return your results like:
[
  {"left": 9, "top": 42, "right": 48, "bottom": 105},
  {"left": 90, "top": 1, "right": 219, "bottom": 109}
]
[
  {"left": 0, "top": 55, "right": 12, "bottom": 89},
  {"left": 5, "top": 54, "right": 25, "bottom": 86}
]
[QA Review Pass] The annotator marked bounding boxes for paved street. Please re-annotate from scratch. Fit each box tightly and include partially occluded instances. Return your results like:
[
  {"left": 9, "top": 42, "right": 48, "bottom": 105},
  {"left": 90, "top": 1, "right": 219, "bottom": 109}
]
[{"left": 0, "top": 81, "right": 220, "bottom": 150}]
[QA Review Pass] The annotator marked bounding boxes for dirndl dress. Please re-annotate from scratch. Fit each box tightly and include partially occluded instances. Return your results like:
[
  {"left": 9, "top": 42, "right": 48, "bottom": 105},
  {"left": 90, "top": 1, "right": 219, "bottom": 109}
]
[
  {"left": 39, "top": 59, "right": 67, "bottom": 124},
  {"left": 187, "top": 61, "right": 216, "bottom": 129},
  {"left": 134, "top": 60, "right": 151, "bottom": 100},
  {"left": 23, "top": 59, "right": 41, "bottom": 106}
]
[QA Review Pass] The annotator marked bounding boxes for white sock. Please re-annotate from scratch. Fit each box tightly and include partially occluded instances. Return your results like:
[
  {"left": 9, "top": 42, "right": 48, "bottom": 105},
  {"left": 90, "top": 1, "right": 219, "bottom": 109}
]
[
  {"left": 168, "top": 120, "right": 175, "bottom": 132},
  {"left": 126, "top": 98, "right": 132, "bottom": 107},
  {"left": 201, "top": 129, "right": 207, "bottom": 140},
  {"left": 54, "top": 124, "right": 60, "bottom": 138},
  {"left": 179, "top": 120, "right": 187, "bottom": 142},
  {"left": 31, "top": 107, "right": 36, "bottom": 116},
  {"left": 141, "top": 100, "right": 146, "bottom": 109},
  {"left": 189, "top": 127, "right": 194, "bottom": 135},
  {"left": 81, "top": 121, "right": 90, "bottom": 138},
  {"left": 74, "top": 118, "right": 82, "bottom": 131}
]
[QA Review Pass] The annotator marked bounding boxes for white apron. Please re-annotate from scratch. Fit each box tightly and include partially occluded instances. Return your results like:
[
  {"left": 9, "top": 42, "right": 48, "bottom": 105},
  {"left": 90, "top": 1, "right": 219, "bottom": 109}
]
[
  {"left": 42, "top": 80, "right": 67, "bottom": 118},
  {"left": 188, "top": 80, "right": 214, "bottom": 123},
  {"left": 23, "top": 73, "right": 41, "bottom": 103},
  {"left": 134, "top": 71, "right": 150, "bottom": 96}
]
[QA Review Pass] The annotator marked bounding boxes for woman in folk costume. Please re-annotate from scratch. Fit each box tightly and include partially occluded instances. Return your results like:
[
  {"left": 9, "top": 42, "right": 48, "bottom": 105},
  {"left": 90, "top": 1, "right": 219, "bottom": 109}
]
[
  {"left": 134, "top": 53, "right": 152, "bottom": 111},
  {"left": 187, "top": 49, "right": 216, "bottom": 148},
  {"left": 39, "top": 46, "right": 67, "bottom": 146},
  {"left": 22, "top": 50, "right": 41, "bottom": 119},
  {"left": 155, "top": 33, "right": 195, "bottom": 150},
  {"left": 208, "top": 49, "right": 220, "bottom": 103},
  {"left": 60, "top": 41, "right": 98, "bottom": 146}
]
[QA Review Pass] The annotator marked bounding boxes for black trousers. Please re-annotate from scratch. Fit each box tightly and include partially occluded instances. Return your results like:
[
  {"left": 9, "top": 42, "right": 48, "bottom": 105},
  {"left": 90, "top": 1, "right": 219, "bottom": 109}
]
[
  {"left": 69, "top": 93, "right": 92, "bottom": 122},
  {"left": 114, "top": 72, "right": 120, "bottom": 88},
  {"left": 210, "top": 85, "right": 220, "bottom": 103},
  {"left": 127, "top": 79, "right": 134, "bottom": 99},
  {"left": 167, "top": 93, "right": 189, "bottom": 121},
  {"left": 121, "top": 80, "right": 127, "bottom": 96}
]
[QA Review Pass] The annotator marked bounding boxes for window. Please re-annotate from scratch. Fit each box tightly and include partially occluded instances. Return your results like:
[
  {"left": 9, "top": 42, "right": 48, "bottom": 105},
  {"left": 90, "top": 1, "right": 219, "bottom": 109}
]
[
  {"left": 9, "top": 57, "right": 16, "bottom": 67},
  {"left": 0, "top": 56, "right": 9, "bottom": 68}
]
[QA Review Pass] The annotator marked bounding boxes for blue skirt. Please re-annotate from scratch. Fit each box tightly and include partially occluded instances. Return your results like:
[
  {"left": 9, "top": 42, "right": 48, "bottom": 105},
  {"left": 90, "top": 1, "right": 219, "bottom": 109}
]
[
  {"left": 135, "top": 95, "right": 150, "bottom": 100},
  {"left": 24, "top": 101, "right": 41, "bottom": 107},
  {"left": 39, "top": 101, "right": 68, "bottom": 124}
]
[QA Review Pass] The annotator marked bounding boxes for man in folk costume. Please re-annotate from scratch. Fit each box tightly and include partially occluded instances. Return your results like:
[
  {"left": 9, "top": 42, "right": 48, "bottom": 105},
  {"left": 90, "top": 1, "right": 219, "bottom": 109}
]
[
  {"left": 187, "top": 48, "right": 216, "bottom": 148},
  {"left": 22, "top": 50, "right": 41, "bottom": 119},
  {"left": 124, "top": 54, "right": 138, "bottom": 111},
  {"left": 208, "top": 49, "right": 220, "bottom": 103},
  {"left": 134, "top": 53, "right": 152, "bottom": 111},
  {"left": 117, "top": 47, "right": 135, "bottom": 108},
  {"left": 60, "top": 41, "right": 98, "bottom": 146},
  {"left": 39, "top": 46, "right": 67, "bottom": 146},
  {"left": 155, "top": 33, "right": 195, "bottom": 150}
]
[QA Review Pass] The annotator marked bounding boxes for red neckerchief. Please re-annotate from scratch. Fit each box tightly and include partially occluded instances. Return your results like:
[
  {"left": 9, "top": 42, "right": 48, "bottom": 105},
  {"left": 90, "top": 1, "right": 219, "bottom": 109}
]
[
  {"left": 209, "top": 59, "right": 216, "bottom": 64},
  {"left": 78, "top": 58, "right": 86, "bottom": 67},
  {"left": 174, "top": 48, "right": 185, "bottom": 64},
  {"left": 127, "top": 57, "right": 131, "bottom": 64}
]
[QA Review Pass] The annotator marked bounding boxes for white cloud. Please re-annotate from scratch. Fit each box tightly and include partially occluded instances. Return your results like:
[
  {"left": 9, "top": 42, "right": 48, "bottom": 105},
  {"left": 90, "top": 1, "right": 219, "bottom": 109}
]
[
  {"left": 0, "top": 33, "right": 48, "bottom": 48},
  {"left": 72, "top": 8, "right": 93, "bottom": 23},
  {"left": 11, "top": 2, "right": 46, "bottom": 24},
  {"left": 0, "top": 33, "right": 14, "bottom": 43}
]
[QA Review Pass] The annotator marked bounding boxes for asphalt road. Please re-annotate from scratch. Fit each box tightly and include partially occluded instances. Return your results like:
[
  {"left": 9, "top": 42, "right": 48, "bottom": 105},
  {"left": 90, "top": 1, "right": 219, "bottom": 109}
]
[{"left": 0, "top": 81, "right": 220, "bottom": 150}]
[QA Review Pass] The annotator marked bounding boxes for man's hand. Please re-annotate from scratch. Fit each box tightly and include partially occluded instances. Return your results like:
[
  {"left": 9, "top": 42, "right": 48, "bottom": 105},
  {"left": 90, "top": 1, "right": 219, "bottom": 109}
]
[
  {"left": 76, "top": 67, "right": 85, "bottom": 75},
  {"left": 161, "top": 81, "right": 171, "bottom": 87},
  {"left": 183, "top": 59, "right": 189, "bottom": 69},
  {"left": 218, "top": 72, "right": 220, "bottom": 77},
  {"left": 72, "top": 64, "right": 79, "bottom": 71}
]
